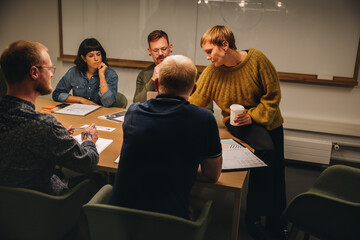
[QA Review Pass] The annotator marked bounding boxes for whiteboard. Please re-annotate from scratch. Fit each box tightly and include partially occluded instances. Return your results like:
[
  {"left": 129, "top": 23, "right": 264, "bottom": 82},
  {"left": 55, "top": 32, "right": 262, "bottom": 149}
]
[
  {"left": 61, "top": 0, "right": 360, "bottom": 79},
  {"left": 62, "top": 0, "right": 198, "bottom": 62}
]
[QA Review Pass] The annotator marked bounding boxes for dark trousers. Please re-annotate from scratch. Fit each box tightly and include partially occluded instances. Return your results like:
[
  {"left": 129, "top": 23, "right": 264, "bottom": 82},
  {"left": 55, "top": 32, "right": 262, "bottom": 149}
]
[
  {"left": 55, "top": 168, "right": 107, "bottom": 192},
  {"left": 225, "top": 121, "right": 286, "bottom": 231}
]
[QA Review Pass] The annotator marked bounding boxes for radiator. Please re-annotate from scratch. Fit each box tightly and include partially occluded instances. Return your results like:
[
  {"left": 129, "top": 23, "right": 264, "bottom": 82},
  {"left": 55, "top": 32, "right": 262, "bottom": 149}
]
[
  {"left": 282, "top": 116, "right": 360, "bottom": 165},
  {"left": 284, "top": 135, "right": 333, "bottom": 165},
  {"left": 331, "top": 142, "right": 360, "bottom": 167}
]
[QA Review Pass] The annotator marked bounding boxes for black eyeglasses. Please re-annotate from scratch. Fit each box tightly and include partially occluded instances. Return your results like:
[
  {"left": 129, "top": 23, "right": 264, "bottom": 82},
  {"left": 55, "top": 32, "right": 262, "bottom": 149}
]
[{"left": 36, "top": 65, "right": 56, "bottom": 74}]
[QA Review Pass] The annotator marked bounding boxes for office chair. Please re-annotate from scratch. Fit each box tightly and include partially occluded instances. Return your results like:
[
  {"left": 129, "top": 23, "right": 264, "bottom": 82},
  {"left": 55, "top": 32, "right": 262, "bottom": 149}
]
[
  {"left": 0, "top": 179, "right": 97, "bottom": 240},
  {"left": 281, "top": 164, "right": 360, "bottom": 240},
  {"left": 83, "top": 184, "right": 213, "bottom": 240},
  {"left": 113, "top": 92, "right": 128, "bottom": 108}
]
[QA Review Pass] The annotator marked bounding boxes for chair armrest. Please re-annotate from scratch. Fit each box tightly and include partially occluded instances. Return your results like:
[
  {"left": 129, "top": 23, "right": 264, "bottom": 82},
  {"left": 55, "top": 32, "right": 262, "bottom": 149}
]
[
  {"left": 193, "top": 200, "right": 212, "bottom": 227},
  {"left": 87, "top": 184, "right": 113, "bottom": 205}
]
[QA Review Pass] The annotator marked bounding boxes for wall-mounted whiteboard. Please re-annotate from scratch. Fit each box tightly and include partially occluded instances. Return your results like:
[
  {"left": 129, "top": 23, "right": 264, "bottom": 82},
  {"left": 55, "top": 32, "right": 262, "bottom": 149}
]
[
  {"left": 62, "top": 0, "right": 198, "bottom": 63},
  {"left": 60, "top": 0, "right": 360, "bottom": 85}
]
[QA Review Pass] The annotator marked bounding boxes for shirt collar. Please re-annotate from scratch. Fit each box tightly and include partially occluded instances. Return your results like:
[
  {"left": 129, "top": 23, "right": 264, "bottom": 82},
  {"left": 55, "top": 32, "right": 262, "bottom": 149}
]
[{"left": 155, "top": 94, "right": 187, "bottom": 102}]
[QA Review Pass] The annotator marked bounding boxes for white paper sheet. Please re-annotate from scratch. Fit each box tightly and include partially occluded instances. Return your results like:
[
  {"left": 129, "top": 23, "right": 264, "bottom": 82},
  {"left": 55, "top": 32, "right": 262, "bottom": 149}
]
[
  {"left": 221, "top": 139, "right": 267, "bottom": 171},
  {"left": 56, "top": 103, "right": 101, "bottom": 116},
  {"left": 73, "top": 135, "right": 113, "bottom": 154}
]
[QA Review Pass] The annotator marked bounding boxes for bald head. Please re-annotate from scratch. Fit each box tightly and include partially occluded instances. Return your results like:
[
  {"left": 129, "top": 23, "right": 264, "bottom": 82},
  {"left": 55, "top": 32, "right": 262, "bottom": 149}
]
[{"left": 158, "top": 55, "right": 197, "bottom": 96}]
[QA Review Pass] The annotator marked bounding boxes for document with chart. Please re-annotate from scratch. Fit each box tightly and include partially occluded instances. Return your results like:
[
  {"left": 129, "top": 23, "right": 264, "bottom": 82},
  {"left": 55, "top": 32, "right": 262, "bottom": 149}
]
[
  {"left": 221, "top": 139, "right": 267, "bottom": 171},
  {"left": 55, "top": 103, "right": 101, "bottom": 116},
  {"left": 98, "top": 110, "right": 126, "bottom": 123}
]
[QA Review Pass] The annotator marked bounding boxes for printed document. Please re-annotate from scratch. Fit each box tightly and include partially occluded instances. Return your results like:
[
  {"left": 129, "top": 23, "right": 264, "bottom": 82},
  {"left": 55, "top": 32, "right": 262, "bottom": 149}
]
[
  {"left": 221, "top": 139, "right": 267, "bottom": 171},
  {"left": 55, "top": 103, "right": 101, "bottom": 116},
  {"left": 98, "top": 110, "right": 126, "bottom": 123}
]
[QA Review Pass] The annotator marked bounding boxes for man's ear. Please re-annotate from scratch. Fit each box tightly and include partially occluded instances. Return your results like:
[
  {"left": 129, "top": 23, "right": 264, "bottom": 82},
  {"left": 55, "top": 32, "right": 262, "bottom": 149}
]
[
  {"left": 154, "top": 78, "right": 159, "bottom": 92},
  {"left": 30, "top": 66, "right": 39, "bottom": 79},
  {"left": 169, "top": 44, "right": 173, "bottom": 53},
  {"left": 190, "top": 83, "right": 197, "bottom": 96},
  {"left": 147, "top": 48, "right": 152, "bottom": 56}
]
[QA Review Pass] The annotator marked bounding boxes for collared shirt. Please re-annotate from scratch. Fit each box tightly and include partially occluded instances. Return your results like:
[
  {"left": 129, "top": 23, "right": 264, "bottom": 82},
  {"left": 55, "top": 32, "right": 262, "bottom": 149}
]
[
  {"left": 0, "top": 96, "right": 99, "bottom": 195},
  {"left": 110, "top": 94, "right": 221, "bottom": 219},
  {"left": 52, "top": 66, "right": 118, "bottom": 107}
]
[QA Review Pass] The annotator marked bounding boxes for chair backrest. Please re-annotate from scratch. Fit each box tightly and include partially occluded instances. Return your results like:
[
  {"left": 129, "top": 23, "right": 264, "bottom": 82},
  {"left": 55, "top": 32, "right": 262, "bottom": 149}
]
[
  {"left": 83, "top": 185, "right": 212, "bottom": 240},
  {"left": 281, "top": 164, "right": 360, "bottom": 240},
  {"left": 113, "top": 92, "right": 128, "bottom": 108},
  {"left": 309, "top": 164, "right": 360, "bottom": 202},
  {"left": 0, "top": 179, "right": 97, "bottom": 240}
]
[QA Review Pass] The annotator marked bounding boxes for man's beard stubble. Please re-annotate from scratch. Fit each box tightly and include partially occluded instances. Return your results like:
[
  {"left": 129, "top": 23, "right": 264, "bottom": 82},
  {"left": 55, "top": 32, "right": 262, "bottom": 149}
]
[{"left": 35, "top": 81, "right": 52, "bottom": 95}]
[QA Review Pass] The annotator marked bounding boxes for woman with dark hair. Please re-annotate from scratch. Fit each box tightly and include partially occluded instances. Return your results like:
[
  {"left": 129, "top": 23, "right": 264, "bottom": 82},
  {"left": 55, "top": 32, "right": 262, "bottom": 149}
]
[{"left": 52, "top": 38, "right": 118, "bottom": 107}]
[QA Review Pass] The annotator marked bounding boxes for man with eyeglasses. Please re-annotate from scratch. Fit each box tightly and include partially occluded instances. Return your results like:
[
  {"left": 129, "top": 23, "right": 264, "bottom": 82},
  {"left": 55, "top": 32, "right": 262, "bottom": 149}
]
[
  {"left": 133, "top": 30, "right": 173, "bottom": 103},
  {"left": 0, "top": 40, "right": 103, "bottom": 196},
  {"left": 133, "top": 30, "right": 213, "bottom": 112}
]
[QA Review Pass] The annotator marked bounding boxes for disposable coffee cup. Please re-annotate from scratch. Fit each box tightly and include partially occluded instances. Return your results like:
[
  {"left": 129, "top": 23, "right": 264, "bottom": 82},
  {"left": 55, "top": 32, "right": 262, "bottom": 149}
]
[{"left": 230, "top": 104, "right": 245, "bottom": 126}]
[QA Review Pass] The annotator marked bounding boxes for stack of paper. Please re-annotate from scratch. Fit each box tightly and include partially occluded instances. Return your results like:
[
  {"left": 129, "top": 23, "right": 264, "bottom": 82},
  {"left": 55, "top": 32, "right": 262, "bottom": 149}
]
[{"left": 221, "top": 139, "right": 267, "bottom": 171}]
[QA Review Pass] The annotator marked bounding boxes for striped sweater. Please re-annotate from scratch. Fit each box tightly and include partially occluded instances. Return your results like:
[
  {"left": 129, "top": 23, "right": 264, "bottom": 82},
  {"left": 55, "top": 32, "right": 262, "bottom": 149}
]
[{"left": 189, "top": 48, "right": 283, "bottom": 131}]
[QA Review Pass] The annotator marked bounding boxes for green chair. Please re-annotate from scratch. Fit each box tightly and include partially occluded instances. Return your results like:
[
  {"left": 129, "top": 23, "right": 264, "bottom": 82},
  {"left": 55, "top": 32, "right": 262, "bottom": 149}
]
[
  {"left": 0, "top": 68, "right": 7, "bottom": 99},
  {"left": 281, "top": 164, "right": 360, "bottom": 240},
  {"left": 83, "top": 184, "right": 213, "bottom": 240},
  {"left": 113, "top": 92, "right": 128, "bottom": 108},
  {"left": 0, "top": 179, "right": 97, "bottom": 240}
]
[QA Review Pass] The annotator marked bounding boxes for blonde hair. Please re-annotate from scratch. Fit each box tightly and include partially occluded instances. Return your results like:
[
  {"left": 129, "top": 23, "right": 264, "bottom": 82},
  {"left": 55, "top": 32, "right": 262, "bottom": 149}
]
[
  {"left": 200, "top": 25, "right": 237, "bottom": 50},
  {"left": 158, "top": 55, "right": 197, "bottom": 95}
]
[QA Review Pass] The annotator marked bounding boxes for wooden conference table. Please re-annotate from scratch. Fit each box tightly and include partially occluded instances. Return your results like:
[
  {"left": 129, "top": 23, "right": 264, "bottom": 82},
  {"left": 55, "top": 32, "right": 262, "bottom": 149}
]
[{"left": 35, "top": 97, "right": 248, "bottom": 240}]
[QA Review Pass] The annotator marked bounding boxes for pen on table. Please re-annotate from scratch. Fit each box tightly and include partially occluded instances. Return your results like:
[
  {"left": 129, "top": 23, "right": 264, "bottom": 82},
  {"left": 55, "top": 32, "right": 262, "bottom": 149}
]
[{"left": 70, "top": 127, "right": 85, "bottom": 131}]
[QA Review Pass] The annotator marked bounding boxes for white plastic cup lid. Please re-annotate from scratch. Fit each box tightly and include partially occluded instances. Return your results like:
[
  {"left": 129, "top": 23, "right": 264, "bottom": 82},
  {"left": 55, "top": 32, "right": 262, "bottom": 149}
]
[{"left": 230, "top": 104, "right": 245, "bottom": 112}]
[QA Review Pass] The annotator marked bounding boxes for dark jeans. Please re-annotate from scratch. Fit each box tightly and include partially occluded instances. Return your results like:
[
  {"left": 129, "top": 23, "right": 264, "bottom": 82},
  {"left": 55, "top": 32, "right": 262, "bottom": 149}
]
[{"left": 225, "top": 121, "right": 286, "bottom": 231}]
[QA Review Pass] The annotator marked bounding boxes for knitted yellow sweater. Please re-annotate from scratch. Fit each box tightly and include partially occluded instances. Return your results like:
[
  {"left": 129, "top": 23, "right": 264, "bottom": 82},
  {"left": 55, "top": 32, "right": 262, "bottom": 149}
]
[{"left": 189, "top": 48, "right": 283, "bottom": 131}]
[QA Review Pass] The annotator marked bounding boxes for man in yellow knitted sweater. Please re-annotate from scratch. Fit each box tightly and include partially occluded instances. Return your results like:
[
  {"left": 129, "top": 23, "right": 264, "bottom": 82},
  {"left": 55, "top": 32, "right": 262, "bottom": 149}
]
[{"left": 189, "top": 25, "right": 287, "bottom": 240}]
